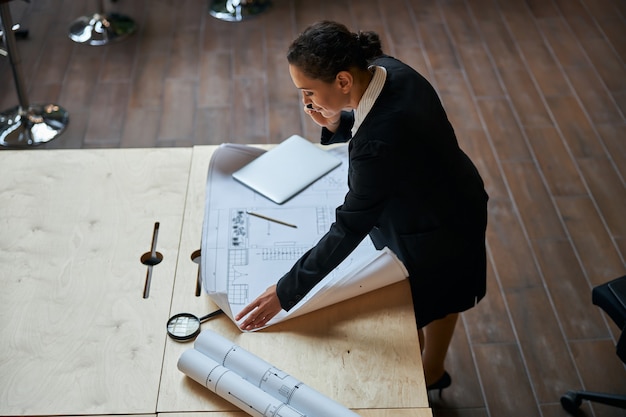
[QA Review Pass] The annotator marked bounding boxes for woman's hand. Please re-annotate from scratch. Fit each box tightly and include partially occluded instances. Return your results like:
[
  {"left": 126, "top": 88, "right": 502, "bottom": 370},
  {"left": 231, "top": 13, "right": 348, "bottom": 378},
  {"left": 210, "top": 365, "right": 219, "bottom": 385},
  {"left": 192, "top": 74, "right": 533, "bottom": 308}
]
[
  {"left": 235, "top": 285, "right": 282, "bottom": 330},
  {"left": 304, "top": 105, "right": 340, "bottom": 132}
]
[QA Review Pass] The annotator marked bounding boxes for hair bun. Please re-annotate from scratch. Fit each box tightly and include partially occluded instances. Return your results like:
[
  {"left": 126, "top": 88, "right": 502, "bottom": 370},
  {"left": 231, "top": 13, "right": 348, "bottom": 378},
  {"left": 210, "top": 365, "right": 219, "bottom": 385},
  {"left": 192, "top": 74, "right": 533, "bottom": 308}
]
[{"left": 356, "top": 30, "right": 383, "bottom": 60}]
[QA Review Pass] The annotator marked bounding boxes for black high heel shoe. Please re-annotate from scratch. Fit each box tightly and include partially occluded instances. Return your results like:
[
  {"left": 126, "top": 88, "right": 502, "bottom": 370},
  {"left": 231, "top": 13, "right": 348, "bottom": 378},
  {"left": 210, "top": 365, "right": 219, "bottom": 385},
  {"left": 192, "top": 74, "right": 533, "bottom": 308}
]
[{"left": 427, "top": 371, "right": 452, "bottom": 398}]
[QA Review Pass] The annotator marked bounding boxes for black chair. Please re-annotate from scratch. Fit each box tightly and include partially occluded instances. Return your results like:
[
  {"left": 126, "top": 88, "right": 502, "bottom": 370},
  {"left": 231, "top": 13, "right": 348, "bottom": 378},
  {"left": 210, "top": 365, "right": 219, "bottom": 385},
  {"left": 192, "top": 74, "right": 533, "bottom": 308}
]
[{"left": 561, "top": 275, "right": 626, "bottom": 414}]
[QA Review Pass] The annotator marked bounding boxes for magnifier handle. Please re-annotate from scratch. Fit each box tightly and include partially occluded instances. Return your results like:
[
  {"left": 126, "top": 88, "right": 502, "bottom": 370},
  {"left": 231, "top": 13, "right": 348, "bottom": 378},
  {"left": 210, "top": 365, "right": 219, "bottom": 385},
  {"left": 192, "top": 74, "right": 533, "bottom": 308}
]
[{"left": 198, "top": 309, "right": 224, "bottom": 323}]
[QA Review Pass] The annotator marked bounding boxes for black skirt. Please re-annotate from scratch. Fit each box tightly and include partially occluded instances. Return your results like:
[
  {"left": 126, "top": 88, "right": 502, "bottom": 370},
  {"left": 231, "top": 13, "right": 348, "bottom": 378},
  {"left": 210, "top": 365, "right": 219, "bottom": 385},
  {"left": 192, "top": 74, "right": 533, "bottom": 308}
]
[{"left": 403, "top": 196, "right": 488, "bottom": 328}]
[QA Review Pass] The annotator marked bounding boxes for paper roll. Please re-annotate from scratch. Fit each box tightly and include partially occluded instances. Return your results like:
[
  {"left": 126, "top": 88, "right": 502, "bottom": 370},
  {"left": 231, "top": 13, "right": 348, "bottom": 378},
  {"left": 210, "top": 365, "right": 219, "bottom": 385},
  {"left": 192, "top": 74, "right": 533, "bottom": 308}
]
[
  {"left": 178, "top": 348, "right": 304, "bottom": 417},
  {"left": 192, "top": 330, "right": 362, "bottom": 417}
]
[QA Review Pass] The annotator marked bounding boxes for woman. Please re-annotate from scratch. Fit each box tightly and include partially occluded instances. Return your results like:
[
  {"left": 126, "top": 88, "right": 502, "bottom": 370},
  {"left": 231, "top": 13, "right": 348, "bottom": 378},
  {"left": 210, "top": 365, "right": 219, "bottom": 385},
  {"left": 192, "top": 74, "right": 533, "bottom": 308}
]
[{"left": 235, "top": 20, "right": 488, "bottom": 394}]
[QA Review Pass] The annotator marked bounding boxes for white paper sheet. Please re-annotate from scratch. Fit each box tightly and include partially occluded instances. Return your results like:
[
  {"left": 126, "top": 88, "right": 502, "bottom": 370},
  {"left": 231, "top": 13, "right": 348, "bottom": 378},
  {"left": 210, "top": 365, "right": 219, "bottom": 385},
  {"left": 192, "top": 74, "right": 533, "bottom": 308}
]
[
  {"left": 201, "top": 143, "right": 408, "bottom": 330},
  {"left": 178, "top": 330, "right": 361, "bottom": 417}
]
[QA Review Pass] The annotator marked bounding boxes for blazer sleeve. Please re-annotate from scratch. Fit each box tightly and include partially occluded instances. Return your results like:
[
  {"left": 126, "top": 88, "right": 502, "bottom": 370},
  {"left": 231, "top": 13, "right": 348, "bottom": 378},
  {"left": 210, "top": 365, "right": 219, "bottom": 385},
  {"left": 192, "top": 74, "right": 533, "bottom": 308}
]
[
  {"left": 275, "top": 137, "right": 396, "bottom": 310},
  {"left": 321, "top": 111, "right": 355, "bottom": 145}
]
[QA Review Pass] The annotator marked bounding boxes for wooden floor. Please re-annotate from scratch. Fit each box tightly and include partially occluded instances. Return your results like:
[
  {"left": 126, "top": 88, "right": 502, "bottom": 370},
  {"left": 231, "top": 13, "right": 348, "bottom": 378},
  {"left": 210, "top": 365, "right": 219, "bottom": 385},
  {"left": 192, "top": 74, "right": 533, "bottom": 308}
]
[{"left": 1, "top": 0, "right": 625, "bottom": 416}]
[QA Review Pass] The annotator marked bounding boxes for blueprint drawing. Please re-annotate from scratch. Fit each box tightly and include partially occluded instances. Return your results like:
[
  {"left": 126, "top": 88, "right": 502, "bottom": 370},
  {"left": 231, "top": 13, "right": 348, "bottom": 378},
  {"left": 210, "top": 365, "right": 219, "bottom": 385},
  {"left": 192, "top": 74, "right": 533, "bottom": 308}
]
[{"left": 200, "top": 141, "right": 408, "bottom": 330}]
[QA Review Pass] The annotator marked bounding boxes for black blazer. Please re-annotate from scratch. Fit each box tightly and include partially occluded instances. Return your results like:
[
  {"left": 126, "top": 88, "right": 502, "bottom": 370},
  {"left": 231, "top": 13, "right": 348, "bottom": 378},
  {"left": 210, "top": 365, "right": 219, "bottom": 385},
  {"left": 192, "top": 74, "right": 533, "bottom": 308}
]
[{"left": 276, "top": 55, "right": 488, "bottom": 322}]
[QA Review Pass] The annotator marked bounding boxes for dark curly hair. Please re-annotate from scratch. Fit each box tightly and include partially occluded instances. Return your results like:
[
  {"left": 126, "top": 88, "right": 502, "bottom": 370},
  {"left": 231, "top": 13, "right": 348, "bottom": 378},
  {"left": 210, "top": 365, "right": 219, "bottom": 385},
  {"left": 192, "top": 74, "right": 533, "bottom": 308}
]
[{"left": 287, "top": 21, "right": 383, "bottom": 83}]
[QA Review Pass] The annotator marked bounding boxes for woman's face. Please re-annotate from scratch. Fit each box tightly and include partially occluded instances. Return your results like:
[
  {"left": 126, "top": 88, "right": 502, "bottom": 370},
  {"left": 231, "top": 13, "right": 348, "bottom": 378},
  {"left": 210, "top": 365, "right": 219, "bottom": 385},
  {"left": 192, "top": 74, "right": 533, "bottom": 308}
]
[{"left": 288, "top": 64, "right": 350, "bottom": 120}]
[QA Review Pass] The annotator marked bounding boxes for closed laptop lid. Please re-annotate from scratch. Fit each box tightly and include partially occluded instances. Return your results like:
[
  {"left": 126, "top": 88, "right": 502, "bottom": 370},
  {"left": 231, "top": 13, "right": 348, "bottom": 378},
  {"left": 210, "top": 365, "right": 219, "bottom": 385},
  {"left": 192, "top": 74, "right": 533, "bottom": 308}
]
[{"left": 232, "top": 135, "right": 342, "bottom": 204}]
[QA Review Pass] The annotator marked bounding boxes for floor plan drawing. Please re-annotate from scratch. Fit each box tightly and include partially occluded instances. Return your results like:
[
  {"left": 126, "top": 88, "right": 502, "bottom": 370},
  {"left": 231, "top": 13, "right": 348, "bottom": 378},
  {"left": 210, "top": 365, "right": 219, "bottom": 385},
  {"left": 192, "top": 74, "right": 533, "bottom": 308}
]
[{"left": 201, "top": 142, "right": 408, "bottom": 329}]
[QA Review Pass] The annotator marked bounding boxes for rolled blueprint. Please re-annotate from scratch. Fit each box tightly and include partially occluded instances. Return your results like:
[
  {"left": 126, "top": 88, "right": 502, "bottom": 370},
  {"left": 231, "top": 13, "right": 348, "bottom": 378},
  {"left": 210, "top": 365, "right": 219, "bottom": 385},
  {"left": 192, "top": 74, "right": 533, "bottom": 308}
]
[
  {"left": 178, "top": 330, "right": 359, "bottom": 417},
  {"left": 178, "top": 348, "right": 304, "bottom": 417},
  {"left": 180, "top": 330, "right": 362, "bottom": 417}
]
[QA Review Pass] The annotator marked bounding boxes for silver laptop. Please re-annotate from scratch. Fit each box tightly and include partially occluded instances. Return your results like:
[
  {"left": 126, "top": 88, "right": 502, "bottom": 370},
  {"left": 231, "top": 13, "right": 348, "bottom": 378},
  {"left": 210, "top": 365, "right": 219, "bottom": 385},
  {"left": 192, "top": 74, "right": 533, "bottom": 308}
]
[{"left": 232, "top": 135, "right": 342, "bottom": 204}]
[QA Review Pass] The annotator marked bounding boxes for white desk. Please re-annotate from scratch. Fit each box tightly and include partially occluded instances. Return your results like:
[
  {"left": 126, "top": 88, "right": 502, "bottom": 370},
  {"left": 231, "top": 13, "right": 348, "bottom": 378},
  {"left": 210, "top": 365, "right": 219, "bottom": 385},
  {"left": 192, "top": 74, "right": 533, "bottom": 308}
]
[{"left": 0, "top": 146, "right": 431, "bottom": 417}]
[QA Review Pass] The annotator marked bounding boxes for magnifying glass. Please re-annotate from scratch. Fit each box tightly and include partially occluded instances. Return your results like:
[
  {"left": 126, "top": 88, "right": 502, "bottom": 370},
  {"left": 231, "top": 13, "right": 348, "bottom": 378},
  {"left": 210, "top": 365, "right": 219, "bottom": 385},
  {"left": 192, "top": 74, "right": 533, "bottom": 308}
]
[{"left": 166, "top": 309, "right": 224, "bottom": 341}]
